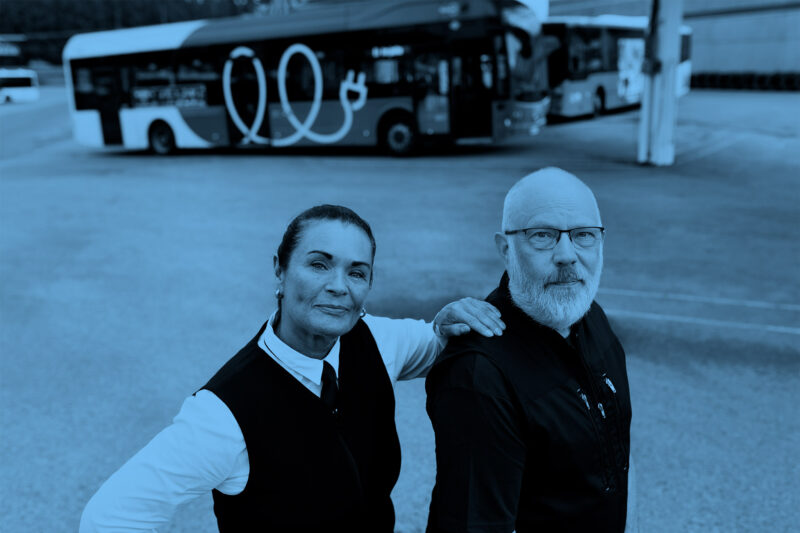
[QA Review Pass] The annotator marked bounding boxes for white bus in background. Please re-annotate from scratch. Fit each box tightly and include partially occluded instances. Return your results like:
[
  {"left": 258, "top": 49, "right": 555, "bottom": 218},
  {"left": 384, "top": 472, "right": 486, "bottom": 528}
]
[
  {"left": 0, "top": 68, "right": 40, "bottom": 104},
  {"left": 540, "top": 15, "right": 692, "bottom": 118},
  {"left": 61, "top": 0, "right": 550, "bottom": 156}
]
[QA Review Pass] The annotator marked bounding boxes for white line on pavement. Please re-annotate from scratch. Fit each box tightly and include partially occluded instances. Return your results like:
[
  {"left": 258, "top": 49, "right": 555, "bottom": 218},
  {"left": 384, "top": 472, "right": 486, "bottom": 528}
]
[
  {"left": 599, "top": 287, "right": 800, "bottom": 312},
  {"left": 605, "top": 309, "right": 800, "bottom": 336}
]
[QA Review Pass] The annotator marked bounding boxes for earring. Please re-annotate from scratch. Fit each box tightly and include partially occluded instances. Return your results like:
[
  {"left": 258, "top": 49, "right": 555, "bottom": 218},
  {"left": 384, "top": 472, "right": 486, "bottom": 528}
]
[
  {"left": 275, "top": 288, "right": 283, "bottom": 299},
  {"left": 359, "top": 307, "right": 366, "bottom": 317}
]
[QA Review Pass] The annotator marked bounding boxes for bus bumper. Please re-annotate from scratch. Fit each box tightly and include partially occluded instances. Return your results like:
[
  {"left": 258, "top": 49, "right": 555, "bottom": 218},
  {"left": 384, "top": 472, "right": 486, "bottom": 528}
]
[{"left": 496, "top": 97, "right": 550, "bottom": 139}]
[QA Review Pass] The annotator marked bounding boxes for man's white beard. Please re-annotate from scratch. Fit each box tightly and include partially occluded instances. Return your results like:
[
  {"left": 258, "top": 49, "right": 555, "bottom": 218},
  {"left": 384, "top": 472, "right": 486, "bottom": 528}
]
[{"left": 507, "top": 246, "right": 602, "bottom": 333}]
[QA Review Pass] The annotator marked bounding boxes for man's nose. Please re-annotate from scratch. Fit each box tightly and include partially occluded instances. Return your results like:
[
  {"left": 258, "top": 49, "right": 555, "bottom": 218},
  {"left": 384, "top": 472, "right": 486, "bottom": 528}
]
[{"left": 552, "top": 232, "right": 578, "bottom": 266}]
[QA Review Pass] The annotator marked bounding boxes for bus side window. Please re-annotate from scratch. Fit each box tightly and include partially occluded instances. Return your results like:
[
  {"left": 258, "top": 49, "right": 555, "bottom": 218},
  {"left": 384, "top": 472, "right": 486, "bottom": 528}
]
[
  {"left": 374, "top": 59, "right": 400, "bottom": 84},
  {"left": 680, "top": 34, "right": 691, "bottom": 62},
  {"left": 75, "top": 68, "right": 93, "bottom": 94},
  {"left": 480, "top": 54, "right": 493, "bottom": 90},
  {"left": 580, "top": 28, "right": 603, "bottom": 73},
  {"left": 450, "top": 56, "right": 461, "bottom": 87},
  {"left": 438, "top": 59, "right": 449, "bottom": 95}
]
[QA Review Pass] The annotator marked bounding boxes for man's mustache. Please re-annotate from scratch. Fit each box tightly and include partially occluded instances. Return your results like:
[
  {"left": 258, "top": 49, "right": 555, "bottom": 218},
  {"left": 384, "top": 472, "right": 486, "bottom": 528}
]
[{"left": 545, "top": 268, "right": 582, "bottom": 286}]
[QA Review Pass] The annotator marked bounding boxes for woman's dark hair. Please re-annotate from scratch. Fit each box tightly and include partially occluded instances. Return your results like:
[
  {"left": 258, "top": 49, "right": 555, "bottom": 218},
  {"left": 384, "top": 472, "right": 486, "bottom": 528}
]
[{"left": 276, "top": 204, "right": 377, "bottom": 271}]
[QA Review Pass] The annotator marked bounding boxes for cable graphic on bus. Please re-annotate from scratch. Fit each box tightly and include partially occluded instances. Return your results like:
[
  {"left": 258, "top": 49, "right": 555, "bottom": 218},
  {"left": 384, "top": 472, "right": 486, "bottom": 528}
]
[{"left": 222, "top": 43, "right": 368, "bottom": 146}]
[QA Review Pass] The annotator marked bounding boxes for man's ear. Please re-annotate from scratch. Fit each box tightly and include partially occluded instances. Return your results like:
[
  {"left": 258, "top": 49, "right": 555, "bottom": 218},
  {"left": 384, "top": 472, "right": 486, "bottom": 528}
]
[
  {"left": 494, "top": 232, "right": 510, "bottom": 264},
  {"left": 273, "top": 255, "right": 283, "bottom": 281}
]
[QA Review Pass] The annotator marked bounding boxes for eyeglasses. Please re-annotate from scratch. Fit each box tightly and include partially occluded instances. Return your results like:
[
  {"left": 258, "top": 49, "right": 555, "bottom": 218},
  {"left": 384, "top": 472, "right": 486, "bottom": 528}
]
[{"left": 503, "top": 227, "right": 605, "bottom": 250}]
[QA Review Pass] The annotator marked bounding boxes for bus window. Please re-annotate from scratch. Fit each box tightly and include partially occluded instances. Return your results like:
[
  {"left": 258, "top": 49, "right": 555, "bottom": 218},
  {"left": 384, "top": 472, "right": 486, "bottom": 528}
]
[
  {"left": 176, "top": 57, "right": 219, "bottom": 83},
  {"left": 133, "top": 61, "right": 174, "bottom": 87},
  {"left": 75, "top": 68, "right": 93, "bottom": 94},
  {"left": 480, "top": 54, "right": 493, "bottom": 89},
  {"left": 570, "top": 27, "right": 603, "bottom": 76},
  {"left": 415, "top": 53, "right": 446, "bottom": 96},
  {"left": 0, "top": 77, "right": 33, "bottom": 87},
  {"left": 681, "top": 34, "right": 691, "bottom": 62},
  {"left": 438, "top": 59, "right": 449, "bottom": 95},
  {"left": 450, "top": 56, "right": 461, "bottom": 88},
  {"left": 374, "top": 59, "right": 399, "bottom": 84}
]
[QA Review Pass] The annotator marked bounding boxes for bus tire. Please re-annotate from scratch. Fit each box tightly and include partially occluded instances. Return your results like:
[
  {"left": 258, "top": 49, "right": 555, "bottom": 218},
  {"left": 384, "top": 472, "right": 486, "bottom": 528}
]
[
  {"left": 592, "top": 89, "right": 605, "bottom": 117},
  {"left": 148, "top": 120, "right": 176, "bottom": 155},
  {"left": 379, "top": 112, "right": 416, "bottom": 156}
]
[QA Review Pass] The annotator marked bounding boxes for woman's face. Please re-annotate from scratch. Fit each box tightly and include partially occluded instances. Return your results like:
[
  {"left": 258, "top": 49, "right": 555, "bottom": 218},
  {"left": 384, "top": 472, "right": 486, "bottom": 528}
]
[{"left": 276, "top": 219, "right": 373, "bottom": 343}]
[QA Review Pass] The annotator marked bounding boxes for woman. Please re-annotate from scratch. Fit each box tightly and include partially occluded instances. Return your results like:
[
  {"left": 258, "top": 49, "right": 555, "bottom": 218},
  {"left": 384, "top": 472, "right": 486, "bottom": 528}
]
[{"left": 80, "top": 204, "right": 504, "bottom": 532}]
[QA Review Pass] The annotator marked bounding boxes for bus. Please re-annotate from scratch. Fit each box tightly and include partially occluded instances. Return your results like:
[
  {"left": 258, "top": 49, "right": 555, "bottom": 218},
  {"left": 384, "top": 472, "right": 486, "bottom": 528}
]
[
  {"left": 0, "top": 68, "right": 40, "bottom": 104},
  {"left": 62, "top": 0, "right": 550, "bottom": 155},
  {"left": 538, "top": 15, "right": 691, "bottom": 118}
]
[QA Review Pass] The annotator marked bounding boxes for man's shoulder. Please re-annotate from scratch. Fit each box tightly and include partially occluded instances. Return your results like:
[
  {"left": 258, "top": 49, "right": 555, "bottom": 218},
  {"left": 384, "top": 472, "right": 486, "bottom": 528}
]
[
  {"left": 583, "top": 302, "right": 625, "bottom": 354},
  {"left": 426, "top": 328, "right": 560, "bottom": 399}
]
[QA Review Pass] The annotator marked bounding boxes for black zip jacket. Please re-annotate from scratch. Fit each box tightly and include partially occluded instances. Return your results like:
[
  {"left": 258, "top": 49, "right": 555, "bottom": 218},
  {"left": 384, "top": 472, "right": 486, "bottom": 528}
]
[{"left": 426, "top": 273, "right": 631, "bottom": 533}]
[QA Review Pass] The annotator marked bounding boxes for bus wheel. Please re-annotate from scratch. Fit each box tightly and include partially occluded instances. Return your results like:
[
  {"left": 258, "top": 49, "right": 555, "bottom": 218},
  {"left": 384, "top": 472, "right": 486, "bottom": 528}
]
[
  {"left": 148, "top": 121, "right": 175, "bottom": 155},
  {"left": 382, "top": 117, "right": 416, "bottom": 156},
  {"left": 592, "top": 90, "right": 605, "bottom": 117}
]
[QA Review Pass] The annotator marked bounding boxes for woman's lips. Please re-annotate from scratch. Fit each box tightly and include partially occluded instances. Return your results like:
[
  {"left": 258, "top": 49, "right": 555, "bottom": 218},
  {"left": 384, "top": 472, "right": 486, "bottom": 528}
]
[{"left": 315, "top": 304, "right": 350, "bottom": 315}]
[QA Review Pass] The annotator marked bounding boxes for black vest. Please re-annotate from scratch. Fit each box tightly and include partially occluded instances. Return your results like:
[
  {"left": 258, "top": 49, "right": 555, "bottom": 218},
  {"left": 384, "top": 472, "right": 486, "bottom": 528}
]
[
  {"left": 201, "top": 319, "right": 401, "bottom": 532},
  {"left": 427, "top": 275, "right": 631, "bottom": 532}
]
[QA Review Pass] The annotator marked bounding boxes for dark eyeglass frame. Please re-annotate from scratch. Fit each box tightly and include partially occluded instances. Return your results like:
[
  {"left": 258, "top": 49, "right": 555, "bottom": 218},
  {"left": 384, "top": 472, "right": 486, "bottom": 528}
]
[{"left": 503, "top": 226, "right": 606, "bottom": 249}]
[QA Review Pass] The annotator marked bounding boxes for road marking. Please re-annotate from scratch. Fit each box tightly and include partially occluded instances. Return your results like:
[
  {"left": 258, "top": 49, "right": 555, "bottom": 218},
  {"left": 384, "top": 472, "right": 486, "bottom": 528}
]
[
  {"left": 605, "top": 309, "right": 800, "bottom": 335},
  {"left": 599, "top": 287, "right": 800, "bottom": 311}
]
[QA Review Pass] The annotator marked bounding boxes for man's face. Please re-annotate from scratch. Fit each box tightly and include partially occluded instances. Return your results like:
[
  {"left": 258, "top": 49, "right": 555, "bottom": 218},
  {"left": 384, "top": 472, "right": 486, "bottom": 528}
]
[{"left": 500, "top": 185, "right": 604, "bottom": 332}]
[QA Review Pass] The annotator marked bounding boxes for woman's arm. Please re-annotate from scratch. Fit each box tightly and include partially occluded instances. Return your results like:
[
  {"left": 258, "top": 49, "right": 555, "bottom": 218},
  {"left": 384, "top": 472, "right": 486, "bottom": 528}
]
[
  {"left": 79, "top": 390, "right": 248, "bottom": 532},
  {"left": 363, "top": 298, "right": 504, "bottom": 382}
]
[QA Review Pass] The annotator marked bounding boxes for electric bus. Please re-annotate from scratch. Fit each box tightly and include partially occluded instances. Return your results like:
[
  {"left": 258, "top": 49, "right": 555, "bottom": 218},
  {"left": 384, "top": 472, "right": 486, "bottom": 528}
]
[
  {"left": 63, "top": 0, "right": 549, "bottom": 155},
  {"left": 540, "top": 15, "right": 691, "bottom": 118}
]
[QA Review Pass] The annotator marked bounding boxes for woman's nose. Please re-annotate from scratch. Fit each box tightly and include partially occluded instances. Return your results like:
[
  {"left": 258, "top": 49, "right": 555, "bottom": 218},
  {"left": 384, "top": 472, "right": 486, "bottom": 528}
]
[{"left": 325, "top": 269, "right": 348, "bottom": 294}]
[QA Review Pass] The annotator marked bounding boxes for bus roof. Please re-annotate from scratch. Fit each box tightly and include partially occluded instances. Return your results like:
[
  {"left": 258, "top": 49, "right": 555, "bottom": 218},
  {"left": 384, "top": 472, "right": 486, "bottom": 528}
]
[
  {"left": 544, "top": 14, "right": 691, "bottom": 33},
  {"left": 63, "top": 0, "right": 511, "bottom": 61}
]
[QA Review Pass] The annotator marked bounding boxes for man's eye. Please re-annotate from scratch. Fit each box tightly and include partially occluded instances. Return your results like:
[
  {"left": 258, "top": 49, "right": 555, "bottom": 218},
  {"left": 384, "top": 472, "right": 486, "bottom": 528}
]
[
  {"left": 350, "top": 271, "right": 367, "bottom": 280},
  {"left": 310, "top": 262, "right": 327, "bottom": 270}
]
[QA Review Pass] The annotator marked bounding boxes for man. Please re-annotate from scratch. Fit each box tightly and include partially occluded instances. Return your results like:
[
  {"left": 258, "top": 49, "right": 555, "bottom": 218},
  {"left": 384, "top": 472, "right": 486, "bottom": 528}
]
[{"left": 426, "top": 168, "right": 635, "bottom": 532}]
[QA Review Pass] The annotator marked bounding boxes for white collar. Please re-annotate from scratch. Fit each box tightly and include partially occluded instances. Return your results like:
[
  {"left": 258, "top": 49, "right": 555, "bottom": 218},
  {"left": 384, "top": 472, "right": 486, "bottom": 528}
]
[{"left": 259, "top": 311, "right": 340, "bottom": 385}]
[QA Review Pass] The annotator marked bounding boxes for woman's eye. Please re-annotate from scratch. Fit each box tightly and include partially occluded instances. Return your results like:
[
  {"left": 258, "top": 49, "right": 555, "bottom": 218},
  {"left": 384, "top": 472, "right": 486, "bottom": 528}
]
[
  {"left": 350, "top": 271, "right": 367, "bottom": 280},
  {"left": 310, "top": 262, "right": 327, "bottom": 270}
]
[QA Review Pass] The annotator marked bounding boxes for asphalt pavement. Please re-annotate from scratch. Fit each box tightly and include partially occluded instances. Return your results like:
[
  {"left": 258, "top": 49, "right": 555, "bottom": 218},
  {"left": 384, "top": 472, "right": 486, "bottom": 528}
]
[{"left": 1, "top": 87, "right": 798, "bottom": 532}]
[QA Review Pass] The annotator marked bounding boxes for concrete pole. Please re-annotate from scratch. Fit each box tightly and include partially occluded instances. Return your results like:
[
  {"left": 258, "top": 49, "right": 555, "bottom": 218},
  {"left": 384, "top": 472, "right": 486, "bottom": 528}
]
[{"left": 637, "top": 0, "right": 683, "bottom": 166}]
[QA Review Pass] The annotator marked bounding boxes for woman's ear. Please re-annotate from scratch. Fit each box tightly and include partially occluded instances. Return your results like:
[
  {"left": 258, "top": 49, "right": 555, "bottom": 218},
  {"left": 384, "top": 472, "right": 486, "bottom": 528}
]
[{"left": 273, "top": 255, "right": 283, "bottom": 282}]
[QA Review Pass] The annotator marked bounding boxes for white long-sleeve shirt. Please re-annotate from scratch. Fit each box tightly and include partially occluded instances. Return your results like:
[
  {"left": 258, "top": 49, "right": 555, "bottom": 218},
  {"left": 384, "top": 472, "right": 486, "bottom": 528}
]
[{"left": 80, "top": 313, "right": 445, "bottom": 532}]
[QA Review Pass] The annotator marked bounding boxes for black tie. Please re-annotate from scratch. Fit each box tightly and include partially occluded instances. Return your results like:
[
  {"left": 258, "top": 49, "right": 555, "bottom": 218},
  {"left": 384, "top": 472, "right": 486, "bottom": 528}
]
[{"left": 320, "top": 361, "right": 338, "bottom": 413}]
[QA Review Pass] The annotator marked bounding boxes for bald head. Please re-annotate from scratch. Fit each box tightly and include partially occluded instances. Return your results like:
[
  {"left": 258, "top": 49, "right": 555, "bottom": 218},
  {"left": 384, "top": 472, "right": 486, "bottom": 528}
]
[{"left": 502, "top": 167, "right": 601, "bottom": 231}]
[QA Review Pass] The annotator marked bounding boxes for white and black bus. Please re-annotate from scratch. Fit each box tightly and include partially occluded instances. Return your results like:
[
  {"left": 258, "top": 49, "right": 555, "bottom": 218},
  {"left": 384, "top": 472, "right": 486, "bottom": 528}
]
[
  {"left": 62, "top": 0, "right": 549, "bottom": 155},
  {"left": 540, "top": 15, "right": 692, "bottom": 118}
]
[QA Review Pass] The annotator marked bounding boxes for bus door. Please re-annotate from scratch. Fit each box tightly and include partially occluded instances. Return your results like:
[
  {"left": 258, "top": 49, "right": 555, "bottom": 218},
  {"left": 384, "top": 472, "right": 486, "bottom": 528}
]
[
  {"left": 449, "top": 51, "right": 493, "bottom": 138},
  {"left": 91, "top": 66, "right": 124, "bottom": 145}
]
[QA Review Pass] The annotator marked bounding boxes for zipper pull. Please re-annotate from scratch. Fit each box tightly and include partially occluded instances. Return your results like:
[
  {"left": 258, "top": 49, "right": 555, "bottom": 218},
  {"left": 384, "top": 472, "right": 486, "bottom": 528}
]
[
  {"left": 604, "top": 376, "right": 617, "bottom": 394},
  {"left": 578, "top": 388, "right": 591, "bottom": 411},
  {"left": 597, "top": 402, "right": 606, "bottom": 418}
]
